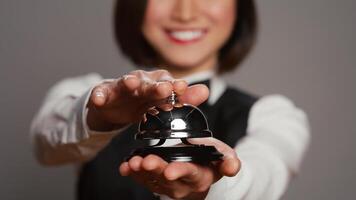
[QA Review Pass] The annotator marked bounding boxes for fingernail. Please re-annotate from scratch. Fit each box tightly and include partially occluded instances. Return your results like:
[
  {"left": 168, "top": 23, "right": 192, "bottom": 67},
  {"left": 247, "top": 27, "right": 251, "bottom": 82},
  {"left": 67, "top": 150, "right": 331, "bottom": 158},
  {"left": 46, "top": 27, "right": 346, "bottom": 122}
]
[
  {"left": 123, "top": 75, "right": 130, "bottom": 81},
  {"left": 95, "top": 90, "right": 105, "bottom": 98},
  {"left": 173, "top": 79, "right": 185, "bottom": 84},
  {"left": 223, "top": 154, "right": 236, "bottom": 160},
  {"left": 155, "top": 82, "right": 163, "bottom": 87},
  {"left": 123, "top": 74, "right": 136, "bottom": 81}
]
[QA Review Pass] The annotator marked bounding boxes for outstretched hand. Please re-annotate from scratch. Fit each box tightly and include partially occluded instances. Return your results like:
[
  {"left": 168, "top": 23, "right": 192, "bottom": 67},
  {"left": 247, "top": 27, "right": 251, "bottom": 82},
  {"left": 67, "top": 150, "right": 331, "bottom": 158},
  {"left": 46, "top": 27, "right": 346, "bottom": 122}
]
[
  {"left": 87, "top": 69, "right": 209, "bottom": 131},
  {"left": 119, "top": 138, "right": 240, "bottom": 200}
]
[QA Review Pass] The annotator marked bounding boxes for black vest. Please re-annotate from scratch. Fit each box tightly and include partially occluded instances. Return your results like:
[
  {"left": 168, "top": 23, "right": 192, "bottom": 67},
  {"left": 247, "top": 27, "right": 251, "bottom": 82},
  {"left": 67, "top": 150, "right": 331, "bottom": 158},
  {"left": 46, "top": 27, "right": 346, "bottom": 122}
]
[{"left": 77, "top": 80, "right": 257, "bottom": 200}]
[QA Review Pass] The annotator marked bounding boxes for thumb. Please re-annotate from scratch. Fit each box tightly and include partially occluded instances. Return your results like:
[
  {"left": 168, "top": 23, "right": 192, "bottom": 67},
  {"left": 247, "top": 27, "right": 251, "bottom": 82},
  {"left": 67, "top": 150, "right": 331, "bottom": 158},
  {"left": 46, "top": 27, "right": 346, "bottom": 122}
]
[
  {"left": 178, "top": 84, "right": 209, "bottom": 106},
  {"left": 219, "top": 155, "right": 241, "bottom": 177},
  {"left": 188, "top": 137, "right": 241, "bottom": 177}
]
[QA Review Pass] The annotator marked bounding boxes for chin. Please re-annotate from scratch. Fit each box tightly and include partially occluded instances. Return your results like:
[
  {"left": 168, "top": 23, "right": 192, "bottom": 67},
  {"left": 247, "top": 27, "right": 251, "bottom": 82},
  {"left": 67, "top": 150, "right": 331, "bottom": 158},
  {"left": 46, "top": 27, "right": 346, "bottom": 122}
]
[
  {"left": 162, "top": 53, "right": 208, "bottom": 69},
  {"left": 166, "top": 59, "right": 204, "bottom": 70}
]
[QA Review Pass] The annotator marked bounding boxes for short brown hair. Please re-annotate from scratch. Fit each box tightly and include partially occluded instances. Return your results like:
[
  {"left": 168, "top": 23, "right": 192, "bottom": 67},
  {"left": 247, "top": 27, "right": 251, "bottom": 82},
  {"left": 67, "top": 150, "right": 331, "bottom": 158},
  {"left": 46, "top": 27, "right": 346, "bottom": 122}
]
[{"left": 114, "top": 0, "right": 258, "bottom": 74}]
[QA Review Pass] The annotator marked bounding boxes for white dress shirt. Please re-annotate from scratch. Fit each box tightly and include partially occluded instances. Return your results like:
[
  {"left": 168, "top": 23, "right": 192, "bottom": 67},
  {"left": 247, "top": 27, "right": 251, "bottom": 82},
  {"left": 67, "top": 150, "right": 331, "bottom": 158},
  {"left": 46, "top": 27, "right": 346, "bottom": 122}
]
[{"left": 30, "top": 71, "right": 310, "bottom": 200}]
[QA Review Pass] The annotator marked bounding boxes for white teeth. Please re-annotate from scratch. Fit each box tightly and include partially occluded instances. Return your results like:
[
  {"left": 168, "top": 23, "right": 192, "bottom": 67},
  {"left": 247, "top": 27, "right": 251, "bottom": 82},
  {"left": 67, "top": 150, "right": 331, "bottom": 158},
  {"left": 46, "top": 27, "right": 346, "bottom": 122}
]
[{"left": 170, "top": 30, "right": 203, "bottom": 41}]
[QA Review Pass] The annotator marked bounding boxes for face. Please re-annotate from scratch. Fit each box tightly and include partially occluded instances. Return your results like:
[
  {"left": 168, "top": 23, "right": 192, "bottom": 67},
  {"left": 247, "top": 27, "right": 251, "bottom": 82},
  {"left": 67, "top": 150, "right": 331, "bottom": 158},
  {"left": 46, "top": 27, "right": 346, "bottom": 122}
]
[{"left": 142, "top": 0, "right": 236, "bottom": 72}]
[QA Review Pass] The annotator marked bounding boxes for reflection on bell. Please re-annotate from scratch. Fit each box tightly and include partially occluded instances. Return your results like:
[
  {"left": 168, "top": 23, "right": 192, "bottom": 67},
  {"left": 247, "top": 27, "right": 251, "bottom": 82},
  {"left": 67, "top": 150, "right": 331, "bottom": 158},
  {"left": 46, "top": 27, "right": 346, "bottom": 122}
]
[{"left": 128, "top": 92, "right": 223, "bottom": 163}]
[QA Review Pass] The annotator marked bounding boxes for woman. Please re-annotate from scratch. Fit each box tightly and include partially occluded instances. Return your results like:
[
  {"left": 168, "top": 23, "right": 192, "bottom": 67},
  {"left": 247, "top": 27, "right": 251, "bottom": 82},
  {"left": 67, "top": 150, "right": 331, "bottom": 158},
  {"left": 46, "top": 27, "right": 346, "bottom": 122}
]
[{"left": 31, "top": 0, "right": 310, "bottom": 199}]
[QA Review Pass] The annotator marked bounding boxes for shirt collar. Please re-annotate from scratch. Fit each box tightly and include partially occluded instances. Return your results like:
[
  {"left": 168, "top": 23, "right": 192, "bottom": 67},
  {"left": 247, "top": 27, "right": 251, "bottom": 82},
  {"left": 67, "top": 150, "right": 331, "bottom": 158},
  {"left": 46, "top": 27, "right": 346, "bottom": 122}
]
[{"left": 181, "top": 70, "right": 216, "bottom": 84}]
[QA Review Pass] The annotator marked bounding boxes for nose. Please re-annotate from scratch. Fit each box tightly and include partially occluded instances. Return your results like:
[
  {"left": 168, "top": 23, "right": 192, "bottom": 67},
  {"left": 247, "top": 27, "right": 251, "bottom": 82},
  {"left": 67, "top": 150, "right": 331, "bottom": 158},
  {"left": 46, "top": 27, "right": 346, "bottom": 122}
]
[{"left": 171, "top": 0, "right": 198, "bottom": 22}]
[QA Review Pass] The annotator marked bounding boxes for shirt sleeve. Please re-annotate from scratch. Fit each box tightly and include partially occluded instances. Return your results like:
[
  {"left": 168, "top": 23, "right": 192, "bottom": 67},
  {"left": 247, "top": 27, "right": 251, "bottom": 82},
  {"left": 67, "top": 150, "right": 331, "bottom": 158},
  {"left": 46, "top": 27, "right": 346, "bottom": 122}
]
[
  {"left": 30, "top": 73, "right": 126, "bottom": 166},
  {"left": 204, "top": 94, "right": 311, "bottom": 200}
]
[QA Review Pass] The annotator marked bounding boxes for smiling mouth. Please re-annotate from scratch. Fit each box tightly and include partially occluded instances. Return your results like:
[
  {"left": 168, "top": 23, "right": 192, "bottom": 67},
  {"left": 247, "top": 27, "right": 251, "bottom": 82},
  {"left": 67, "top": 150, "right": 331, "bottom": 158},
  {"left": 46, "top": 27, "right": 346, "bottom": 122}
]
[{"left": 165, "top": 29, "right": 207, "bottom": 44}]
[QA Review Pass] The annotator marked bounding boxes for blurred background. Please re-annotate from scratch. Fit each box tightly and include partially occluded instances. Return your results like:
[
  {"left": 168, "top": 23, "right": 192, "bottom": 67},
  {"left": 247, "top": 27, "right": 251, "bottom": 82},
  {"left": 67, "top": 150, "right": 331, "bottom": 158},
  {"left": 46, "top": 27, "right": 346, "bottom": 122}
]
[{"left": 0, "top": 0, "right": 355, "bottom": 199}]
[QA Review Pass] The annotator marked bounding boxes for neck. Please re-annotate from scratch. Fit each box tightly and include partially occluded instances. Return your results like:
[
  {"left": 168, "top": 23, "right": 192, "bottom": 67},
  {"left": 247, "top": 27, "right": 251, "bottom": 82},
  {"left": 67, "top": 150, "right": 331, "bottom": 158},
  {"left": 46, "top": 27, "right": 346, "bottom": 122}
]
[{"left": 162, "top": 55, "right": 217, "bottom": 79}]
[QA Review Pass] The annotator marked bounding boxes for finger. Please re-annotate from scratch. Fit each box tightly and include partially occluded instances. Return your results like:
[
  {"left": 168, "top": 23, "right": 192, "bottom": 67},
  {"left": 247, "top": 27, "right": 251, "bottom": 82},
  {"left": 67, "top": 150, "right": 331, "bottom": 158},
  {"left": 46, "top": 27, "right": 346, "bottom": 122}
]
[
  {"left": 119, "top": 162, "right": 131, "bottom": 176},
  {"left": 137, "top": 80, "right": 172, "bottom": 101},
  {"left": 130, "top": 69, "right": 173, "bottom": 100},
  {"left": 164, "top": 162, "right": 202, "bottom": 182},
  {"left": 164, "top": 183, "right": 194, "bottom": 199},
  {"left": 133, "top": 82, "right": 174, "bottom": 113},
  {"left": 140, "top": 155, "right": 169, "bottom": 193},
  {"left": 157, "top": 103, "right": 174, "bottom": 111},
  {"left": 91, "top": 75, "right": 140, "bottom": 108},
  {"left": 172, "top": 79, "right": 188, "bottom": 96},
  {"left": 119, "top": 74, "right": 141, "bottom": 93},
  {"left": 151, "top": 69, "right": 173, "bottom": 82},
  {"left": 141, "top": 154, "right": 168, "bottom": 175},
  {"left": 178, "top": 84, "right": 209, "bottom": 106},
  {"left": 153, "top": 81, "right": 174, "bottom": 100},
  {"left": 91, "top": 85, "right": 109, "bottom": 107},
  {"left": 188, "top": 137, "right": 236, "bottom": 159},
  {"left": 219, "top": 156, "right": 241, "bottom": 177},
  {"left": 188, "top": 137, "right": 240, "bottom": 177},
  {"left": 128, "top": 156, "right": 143, "bottom": 172}
]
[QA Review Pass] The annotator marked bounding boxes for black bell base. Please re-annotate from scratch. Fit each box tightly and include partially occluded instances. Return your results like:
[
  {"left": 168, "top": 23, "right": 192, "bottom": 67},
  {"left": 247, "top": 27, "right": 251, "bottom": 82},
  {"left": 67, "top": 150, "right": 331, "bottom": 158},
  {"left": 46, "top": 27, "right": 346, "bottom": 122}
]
[{"left": 128, "top": 145, "right": 223, "bottom": 164}]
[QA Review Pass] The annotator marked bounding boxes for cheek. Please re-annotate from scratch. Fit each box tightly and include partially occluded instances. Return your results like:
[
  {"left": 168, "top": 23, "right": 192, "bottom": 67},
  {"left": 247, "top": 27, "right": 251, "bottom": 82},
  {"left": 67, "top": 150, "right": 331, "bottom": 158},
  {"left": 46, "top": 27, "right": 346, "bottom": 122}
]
[
  {"left": 205, "top": 1, "right": 236, "bottom": 31},
  {"left": 143, "top": 0, "right": 171, "bottom": 32}
]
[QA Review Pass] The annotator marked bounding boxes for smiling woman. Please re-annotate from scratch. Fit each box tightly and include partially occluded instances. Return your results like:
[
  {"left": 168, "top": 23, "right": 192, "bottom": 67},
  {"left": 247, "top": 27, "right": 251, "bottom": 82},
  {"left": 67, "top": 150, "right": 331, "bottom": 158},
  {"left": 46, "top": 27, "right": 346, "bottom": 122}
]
[
  {"left": 30, "top": 0, "right": 310, "bottom": 200},
  {"left": 114, "top": 0, "right": 257, "bottom": 75}
]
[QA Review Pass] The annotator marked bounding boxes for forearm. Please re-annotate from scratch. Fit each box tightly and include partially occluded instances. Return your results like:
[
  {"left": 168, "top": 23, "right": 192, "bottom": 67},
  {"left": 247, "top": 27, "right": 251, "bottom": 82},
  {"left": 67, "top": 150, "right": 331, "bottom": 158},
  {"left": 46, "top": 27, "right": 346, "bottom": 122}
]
[
  {"left": 30, "top": 74, "right": 127, "bottom": 165},
  {"left": 31, "top": 89, "right": 118, "bottom": 165}
]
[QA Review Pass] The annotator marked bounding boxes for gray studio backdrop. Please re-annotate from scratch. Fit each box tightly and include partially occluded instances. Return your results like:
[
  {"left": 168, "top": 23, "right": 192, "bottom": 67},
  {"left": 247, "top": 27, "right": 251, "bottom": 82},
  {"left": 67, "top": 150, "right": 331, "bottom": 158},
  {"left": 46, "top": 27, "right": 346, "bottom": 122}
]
[{"left": 1, "top": 0, "right": 355, "bottom": 199}]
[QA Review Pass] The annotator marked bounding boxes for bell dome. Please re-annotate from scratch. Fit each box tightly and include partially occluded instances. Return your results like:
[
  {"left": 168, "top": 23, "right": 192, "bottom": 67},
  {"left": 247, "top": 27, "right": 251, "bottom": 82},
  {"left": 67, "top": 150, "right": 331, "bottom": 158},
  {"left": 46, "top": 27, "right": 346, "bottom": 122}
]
[
  {"left": 128, "top": 92, "right": 223, "bottom": 163},
  {"left": 136, "top": 104, "right": 212, "bottom": 140}
]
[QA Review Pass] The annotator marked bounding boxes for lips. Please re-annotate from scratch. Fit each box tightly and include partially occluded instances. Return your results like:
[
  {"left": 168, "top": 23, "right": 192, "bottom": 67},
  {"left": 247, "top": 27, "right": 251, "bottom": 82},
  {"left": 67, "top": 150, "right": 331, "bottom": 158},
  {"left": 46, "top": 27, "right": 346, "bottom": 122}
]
[{"left": 165, "top": 29, "right": 207, "bottom": 44}]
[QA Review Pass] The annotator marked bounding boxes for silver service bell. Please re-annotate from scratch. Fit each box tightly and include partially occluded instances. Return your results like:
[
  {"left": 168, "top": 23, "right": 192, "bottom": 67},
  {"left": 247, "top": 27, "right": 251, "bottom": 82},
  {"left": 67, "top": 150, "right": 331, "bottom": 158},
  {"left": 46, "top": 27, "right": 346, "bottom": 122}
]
[{"left": 128, "top": 92, "right": 223, "bottom": 163}]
